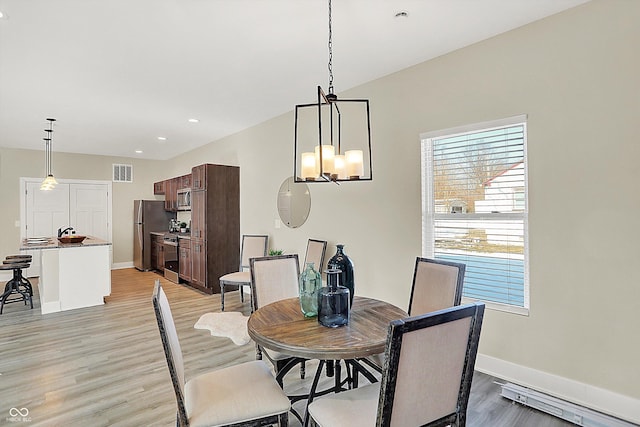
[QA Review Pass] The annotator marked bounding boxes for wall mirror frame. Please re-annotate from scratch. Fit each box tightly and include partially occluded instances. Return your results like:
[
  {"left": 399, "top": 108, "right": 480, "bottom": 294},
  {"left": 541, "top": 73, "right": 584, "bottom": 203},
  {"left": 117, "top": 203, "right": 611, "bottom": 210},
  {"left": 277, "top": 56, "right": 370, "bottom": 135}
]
[{"left": 277, "top": 176, "right": 311, "bottom": 228}]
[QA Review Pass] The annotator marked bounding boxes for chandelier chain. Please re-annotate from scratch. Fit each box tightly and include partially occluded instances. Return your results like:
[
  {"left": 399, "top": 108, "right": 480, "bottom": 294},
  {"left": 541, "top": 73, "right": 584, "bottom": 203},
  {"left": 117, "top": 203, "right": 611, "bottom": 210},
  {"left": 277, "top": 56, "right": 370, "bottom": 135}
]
[{"left": 327, "top": 0, "right": 333, "bottom": 94}]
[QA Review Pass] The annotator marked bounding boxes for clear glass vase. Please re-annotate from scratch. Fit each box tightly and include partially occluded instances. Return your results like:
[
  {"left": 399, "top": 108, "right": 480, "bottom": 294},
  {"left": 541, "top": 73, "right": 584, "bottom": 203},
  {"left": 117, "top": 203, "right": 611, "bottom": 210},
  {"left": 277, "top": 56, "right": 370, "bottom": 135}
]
[{"left": 299, "top": 262, "right": 322, "bottom": 317}]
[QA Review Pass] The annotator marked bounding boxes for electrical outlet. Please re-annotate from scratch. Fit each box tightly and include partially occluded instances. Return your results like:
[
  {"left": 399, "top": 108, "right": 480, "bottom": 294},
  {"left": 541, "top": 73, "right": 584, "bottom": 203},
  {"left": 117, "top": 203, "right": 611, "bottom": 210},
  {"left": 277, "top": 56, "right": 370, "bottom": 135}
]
[
  {"left": 14, "top": 220, "right": 20, "bottom": 227},
  {"left": 573, "top": 414, "right": 583, "bottom": 425},
  {"left": 274, "top": 218, "right": 281, "bottom": 229}
]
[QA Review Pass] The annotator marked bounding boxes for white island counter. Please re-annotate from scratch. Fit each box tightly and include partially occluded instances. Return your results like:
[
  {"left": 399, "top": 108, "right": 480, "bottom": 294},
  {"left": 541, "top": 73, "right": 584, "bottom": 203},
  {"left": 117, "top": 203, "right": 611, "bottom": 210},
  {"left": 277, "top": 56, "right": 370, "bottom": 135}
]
[{"left": 20, "top": 236, "right": 112, "bottom": 314}]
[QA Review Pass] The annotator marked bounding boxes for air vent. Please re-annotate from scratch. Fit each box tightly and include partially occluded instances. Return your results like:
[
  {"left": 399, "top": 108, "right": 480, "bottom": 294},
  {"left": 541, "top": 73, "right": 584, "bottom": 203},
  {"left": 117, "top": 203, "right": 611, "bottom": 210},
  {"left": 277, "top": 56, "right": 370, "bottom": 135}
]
[{"left": 113, "top": 164, "right": 133, "bottom": 183}]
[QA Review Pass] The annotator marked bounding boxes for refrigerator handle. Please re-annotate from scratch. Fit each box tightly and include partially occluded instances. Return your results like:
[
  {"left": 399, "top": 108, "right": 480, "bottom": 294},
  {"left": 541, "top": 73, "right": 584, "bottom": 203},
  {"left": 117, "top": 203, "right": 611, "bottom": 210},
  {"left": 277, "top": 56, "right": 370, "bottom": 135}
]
[
  {"left": 137, "top": 223, "right": 143, "bottom": 250},
  {"left": 137, "top": 201, "right": 143, "bottom": 224}
]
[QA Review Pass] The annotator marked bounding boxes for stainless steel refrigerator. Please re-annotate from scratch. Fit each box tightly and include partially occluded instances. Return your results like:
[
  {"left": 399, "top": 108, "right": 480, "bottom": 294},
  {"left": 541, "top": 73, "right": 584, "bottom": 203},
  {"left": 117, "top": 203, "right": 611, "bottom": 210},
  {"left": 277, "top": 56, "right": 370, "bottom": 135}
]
[{"left": 134, "top": 200, "right": 175, "bottom": 271}]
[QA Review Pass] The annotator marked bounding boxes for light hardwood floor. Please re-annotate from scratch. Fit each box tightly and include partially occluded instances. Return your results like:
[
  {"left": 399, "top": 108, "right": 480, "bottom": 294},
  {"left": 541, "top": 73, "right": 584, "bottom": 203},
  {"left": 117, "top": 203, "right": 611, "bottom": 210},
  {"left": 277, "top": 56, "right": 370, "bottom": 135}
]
[{"left": 0, "top": 269, "right": 572, "bottom": 426}]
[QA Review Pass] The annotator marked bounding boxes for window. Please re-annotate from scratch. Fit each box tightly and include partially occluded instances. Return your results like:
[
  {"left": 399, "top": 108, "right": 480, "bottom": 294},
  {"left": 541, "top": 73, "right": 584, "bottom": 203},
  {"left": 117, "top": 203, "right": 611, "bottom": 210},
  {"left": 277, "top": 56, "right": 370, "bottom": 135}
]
[{"left": 421, "top": 115, "right": 529, "bottom": 314}]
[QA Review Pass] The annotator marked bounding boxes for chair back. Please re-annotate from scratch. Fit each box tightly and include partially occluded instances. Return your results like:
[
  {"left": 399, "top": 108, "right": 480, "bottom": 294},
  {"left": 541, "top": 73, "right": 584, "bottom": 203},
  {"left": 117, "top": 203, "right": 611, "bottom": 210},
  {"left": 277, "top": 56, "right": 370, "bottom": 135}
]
[
  {"left": 152, "top": 280, "right": 188, "bottom": 424},
  {"left": 378, "top": 302, "right": 485, "bottom": 427},
  {"left": 304, "top": 239, "right": 327, "bottom": 273},
  {"left": 408, "top": 257, "right": 465, "bottom": 316},
  {"left": 240, "top": 235, "right": 269, "bottom": 271},
  {"left": 250, "top": 254, "right": 300, "bottom": 312}
]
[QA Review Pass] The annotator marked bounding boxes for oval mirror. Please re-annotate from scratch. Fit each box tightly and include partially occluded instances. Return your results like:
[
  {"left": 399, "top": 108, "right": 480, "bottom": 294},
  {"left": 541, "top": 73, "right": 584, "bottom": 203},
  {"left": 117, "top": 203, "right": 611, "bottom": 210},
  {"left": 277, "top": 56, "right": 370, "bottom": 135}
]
[{"left": 277, "top": 176, "right": 311, "bottom": 228}]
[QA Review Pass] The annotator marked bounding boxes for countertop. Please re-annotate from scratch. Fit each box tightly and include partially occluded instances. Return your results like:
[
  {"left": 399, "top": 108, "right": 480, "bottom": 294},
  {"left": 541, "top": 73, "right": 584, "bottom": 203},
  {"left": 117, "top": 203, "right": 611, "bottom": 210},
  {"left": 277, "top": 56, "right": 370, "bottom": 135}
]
[
  {"left": 20, "top": 236, "right": 112, "bottom": 251},
  {"left": 150, "top": 231, "right": 191, "bottom": 239}
]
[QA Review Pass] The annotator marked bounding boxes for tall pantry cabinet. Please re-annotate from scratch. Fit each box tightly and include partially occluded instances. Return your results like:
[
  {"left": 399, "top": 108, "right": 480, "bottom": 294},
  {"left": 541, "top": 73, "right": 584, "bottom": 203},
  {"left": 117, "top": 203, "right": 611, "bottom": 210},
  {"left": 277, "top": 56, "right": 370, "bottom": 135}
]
[{"left": 189, "top": 164, "right": 240, "bottom": 294}]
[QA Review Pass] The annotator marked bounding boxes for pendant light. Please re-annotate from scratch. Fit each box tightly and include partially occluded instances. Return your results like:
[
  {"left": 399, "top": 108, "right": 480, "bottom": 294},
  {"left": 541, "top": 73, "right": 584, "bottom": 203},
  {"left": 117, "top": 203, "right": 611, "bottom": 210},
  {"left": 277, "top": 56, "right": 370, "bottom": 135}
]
[
  {"left": 293, "top": 0, "right": 372, "bottom": 183},
  {"left": 40, "top": 118, "right": 58, "bottom": 191}
]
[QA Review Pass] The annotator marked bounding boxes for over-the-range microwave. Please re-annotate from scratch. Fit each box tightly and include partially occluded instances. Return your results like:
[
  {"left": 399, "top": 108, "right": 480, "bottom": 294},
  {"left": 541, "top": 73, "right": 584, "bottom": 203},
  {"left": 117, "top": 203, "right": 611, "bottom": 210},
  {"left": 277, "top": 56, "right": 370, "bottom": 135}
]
[{"left": 177, "top": 188, "right": 191, "bottom": 211}]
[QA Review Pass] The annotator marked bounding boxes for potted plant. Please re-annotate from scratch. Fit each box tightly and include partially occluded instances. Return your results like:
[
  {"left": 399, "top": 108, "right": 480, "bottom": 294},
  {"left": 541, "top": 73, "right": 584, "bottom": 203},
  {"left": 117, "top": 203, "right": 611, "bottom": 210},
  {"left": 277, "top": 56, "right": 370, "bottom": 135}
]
[
  {"left": 268, "top": 249, "right": 283, "bottom": 256},
  {"left": 179, "top": 222, "right": 187, "bottom": 233}
]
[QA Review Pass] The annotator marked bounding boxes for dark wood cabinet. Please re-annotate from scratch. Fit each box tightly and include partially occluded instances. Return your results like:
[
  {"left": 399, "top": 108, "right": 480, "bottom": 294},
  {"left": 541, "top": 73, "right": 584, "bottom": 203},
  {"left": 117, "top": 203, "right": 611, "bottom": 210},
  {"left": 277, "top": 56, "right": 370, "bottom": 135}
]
[
  {"left": 191, "top": 239, "right": 206, "bottom": 288},
  {"left": 179, "top": 174, "right": 192, "bottom": 190},
  {"left": 190, "top": 190, "right": 205, "bottom": 240},
  {"left": 178, "top": 238, "right": 192, "bottom": 282},
  {"left": 153, "top": 164, "right": 238, "bottom": 294},
  {"left": 191, "top": 164, "right": 207, "bottom": 190},
  {"left": 153, "top": 181, "right": 165, "bottom": 195},
  {"left": 150, "top": 234, "right": 165, "bottom": 272},
  {"left": 164, "top": 178, "right": 178, "bottom": 211},
  {"left": 188, "top": 164, "right": 239, "bottom": 294}
]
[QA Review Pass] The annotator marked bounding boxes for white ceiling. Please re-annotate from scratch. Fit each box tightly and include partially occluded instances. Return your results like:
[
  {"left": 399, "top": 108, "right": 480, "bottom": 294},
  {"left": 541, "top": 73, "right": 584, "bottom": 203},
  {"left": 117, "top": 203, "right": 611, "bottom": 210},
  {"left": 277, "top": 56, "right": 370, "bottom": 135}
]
[{"left": 0, "top": 0, "right": 589, "bottom": 160}]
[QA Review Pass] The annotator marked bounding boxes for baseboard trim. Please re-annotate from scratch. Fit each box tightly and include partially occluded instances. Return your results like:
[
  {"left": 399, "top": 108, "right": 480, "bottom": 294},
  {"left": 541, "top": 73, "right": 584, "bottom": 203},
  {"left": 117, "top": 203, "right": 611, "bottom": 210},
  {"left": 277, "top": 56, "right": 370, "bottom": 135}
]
[
  {"left": 475, "top": 354, "right": 640, "bottom": 425},
  {"left": 111, "top": 262, "right": 134, "bottom": 270}
]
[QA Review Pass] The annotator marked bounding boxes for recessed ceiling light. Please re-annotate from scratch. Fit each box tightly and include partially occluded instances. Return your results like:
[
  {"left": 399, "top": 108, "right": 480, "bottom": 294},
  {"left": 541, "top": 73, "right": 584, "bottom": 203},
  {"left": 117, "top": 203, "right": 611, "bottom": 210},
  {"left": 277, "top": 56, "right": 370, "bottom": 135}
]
[
  {"left": 188, "top": 118, "right": 200, "bottom": 123},
  {"left": 157, "top": 136, "right": 167, "bottom": 141},
  {"left": 135, "top": 150, "right": 143, "bottom": 154},
  {"left": 395, "top": 11, "right": 408, "bottom": 18},
  {"left": 0, "top": 10, "right": 5, "bottom": 19}
]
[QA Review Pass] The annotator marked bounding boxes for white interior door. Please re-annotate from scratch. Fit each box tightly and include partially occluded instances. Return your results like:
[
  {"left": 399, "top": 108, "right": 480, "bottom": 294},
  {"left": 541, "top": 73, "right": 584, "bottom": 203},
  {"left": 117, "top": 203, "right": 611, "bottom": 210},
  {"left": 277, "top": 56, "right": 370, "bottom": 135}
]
[
  {"left": 24, "top": 182, "right": 70, "bottom": 276},
  {"left": 69, "top": 184, "right": 109, "bottom": 240}
]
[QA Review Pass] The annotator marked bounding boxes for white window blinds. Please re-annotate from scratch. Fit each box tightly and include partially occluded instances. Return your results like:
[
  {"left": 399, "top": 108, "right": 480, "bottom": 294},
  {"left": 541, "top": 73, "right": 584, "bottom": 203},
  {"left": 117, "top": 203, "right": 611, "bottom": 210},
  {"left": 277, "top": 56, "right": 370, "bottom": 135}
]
[{"left": 421, "top": 115, "right": 529, "bottom": 313}]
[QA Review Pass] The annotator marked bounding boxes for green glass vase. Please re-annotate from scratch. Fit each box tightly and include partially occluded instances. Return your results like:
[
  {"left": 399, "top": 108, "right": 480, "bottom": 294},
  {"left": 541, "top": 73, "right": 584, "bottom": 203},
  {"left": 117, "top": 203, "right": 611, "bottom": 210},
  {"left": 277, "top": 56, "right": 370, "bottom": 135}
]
[{"left": 299, "top": 262, "right": 322, "bottom": 317}]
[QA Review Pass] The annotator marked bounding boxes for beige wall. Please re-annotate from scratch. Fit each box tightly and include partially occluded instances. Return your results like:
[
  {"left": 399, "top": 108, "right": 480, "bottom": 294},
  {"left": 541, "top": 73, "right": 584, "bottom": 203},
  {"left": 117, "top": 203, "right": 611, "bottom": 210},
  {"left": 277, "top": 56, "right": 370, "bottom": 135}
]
[
  {"left": 1, "top": 0, "right": 637, "bottom": 421},
  {"left": 172, "top": 0, "right": 640, "bottom": 413}
]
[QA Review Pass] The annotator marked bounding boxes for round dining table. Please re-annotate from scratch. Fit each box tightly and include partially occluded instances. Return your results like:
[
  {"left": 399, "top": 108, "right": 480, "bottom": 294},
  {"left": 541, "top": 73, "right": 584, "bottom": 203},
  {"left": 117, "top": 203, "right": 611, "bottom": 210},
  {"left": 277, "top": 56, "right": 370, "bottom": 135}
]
[
  {"left": 248, "top": 296, "right": 407, "bottom": 426},
  {"left": 247, "top": 296, "right": 407, "bottom": 361}
]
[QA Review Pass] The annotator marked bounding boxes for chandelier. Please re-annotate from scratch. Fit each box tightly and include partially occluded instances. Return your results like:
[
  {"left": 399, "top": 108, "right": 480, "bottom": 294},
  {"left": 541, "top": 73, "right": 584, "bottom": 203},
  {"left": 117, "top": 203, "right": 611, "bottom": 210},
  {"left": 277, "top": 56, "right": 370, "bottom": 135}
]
[
  {"left": 40, "top": 118, "right": 58, "bottom": 191},
  {"left": 293, "top": 0, "right": 372, "bottom": 183}
]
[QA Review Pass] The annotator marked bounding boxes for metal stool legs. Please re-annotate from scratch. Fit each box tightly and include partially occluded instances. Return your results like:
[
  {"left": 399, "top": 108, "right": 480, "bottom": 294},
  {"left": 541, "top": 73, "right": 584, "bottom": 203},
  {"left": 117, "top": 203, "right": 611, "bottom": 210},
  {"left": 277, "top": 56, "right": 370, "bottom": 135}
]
[{"left": 0, "top": 261, "right": 34, "bottom": 314}]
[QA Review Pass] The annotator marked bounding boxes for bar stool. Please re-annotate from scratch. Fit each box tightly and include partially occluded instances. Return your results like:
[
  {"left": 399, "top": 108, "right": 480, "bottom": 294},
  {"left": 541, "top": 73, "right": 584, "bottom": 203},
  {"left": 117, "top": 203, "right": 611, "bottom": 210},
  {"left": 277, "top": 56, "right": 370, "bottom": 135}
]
[
  {"left": 0, "top": 260, "right": 34, "bottom": 314},
  {"left": 4, "top": 255, "right": 33, "bottom": 296}
]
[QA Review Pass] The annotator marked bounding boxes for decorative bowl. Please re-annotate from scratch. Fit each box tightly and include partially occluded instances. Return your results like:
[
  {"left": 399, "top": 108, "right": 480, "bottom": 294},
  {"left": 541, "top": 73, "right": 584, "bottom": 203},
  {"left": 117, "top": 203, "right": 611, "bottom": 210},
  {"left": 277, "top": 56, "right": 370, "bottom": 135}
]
[{"left": 58, "top": 235, "right": 87, "bottom": 244}]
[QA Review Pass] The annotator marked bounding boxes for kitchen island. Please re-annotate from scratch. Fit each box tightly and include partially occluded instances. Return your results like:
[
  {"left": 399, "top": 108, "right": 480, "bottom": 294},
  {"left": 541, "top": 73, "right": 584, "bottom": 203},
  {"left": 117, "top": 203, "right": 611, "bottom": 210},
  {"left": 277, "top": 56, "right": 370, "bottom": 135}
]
[{"left": 20, "top": 236, "right": 112, "bottom": 314}]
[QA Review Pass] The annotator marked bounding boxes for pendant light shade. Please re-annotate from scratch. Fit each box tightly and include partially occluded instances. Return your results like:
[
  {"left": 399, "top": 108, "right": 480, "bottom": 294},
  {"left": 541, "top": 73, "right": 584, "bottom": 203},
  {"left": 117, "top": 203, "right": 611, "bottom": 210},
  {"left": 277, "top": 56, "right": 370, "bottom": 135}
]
[
  {"left": 293, "top": 0, "right": 372, "bottom": 183},
  {"left": 40, "top": 118, "right": 58, "bottom": 191}
]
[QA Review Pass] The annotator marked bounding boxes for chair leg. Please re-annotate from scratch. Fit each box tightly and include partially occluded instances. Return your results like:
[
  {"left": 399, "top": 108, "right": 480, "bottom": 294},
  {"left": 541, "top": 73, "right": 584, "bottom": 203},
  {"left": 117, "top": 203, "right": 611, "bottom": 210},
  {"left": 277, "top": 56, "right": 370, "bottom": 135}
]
[
  {"left": 240, "top": 284, "right": 244, "bottom": 302},
  {"left": 300, "top": 360, "right": 306, "bottom": 379},
  {"left": 220, "top": 282, "right": 225, "bottom": 311},
  {"left": 278, "top": 412, "right": 288, "bottom": 427}
]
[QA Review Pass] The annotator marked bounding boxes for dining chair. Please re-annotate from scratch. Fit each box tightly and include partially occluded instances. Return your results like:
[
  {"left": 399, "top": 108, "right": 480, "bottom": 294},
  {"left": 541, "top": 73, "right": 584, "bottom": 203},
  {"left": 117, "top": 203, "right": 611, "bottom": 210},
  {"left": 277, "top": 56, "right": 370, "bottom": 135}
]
[
  {"left": 219, "top": 234, "right": 268, "bottom": 311},
  {"left": 304, "top": 239, "right": 327, "bottom": 276},
  {"left": 152, "top": 280, "right": 290, "bottom": 427},
  {"left": 366, "top": 256, "right": 467, "bottom": 371},
  {"left": 408, "top": 256, "right": 466, "bottom": 316},
  {"left": 250, "top": 254, "right": 308, "bottom": 383},
  {"left": 308, "top": 302, "right": 485, "bottom": 427}
]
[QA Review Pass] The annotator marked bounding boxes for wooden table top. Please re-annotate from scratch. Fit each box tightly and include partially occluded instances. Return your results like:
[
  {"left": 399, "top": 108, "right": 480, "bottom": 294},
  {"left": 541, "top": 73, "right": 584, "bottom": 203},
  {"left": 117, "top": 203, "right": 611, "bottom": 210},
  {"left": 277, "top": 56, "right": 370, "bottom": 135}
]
[{"left": 247, "top": 296, "right": 407, "bottom": 360}]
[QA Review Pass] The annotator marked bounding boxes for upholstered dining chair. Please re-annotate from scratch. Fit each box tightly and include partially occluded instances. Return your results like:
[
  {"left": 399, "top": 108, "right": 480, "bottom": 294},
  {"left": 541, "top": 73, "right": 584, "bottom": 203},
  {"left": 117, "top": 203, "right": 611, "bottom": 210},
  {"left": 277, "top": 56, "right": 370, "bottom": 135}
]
[
  {"left": 366, "top": 256, "right": 467, "bottom": 371},
  {"left": 249, "top": 254, "right": 308, "bottom": 382},
  {"left": 152, "top": 280, "right": 290, "bottom": 427},
  {"left": 219, "top": 234, "right": 268, "bottom": 311},
  {"left": 408, "top": 257, "right": 466, "bottom": 316},
  {"left": 308, "top": 302, "right": 485, "bottom": 427},
  {"left": 304, "top": 238, "right": 327, "bottom": 276}
]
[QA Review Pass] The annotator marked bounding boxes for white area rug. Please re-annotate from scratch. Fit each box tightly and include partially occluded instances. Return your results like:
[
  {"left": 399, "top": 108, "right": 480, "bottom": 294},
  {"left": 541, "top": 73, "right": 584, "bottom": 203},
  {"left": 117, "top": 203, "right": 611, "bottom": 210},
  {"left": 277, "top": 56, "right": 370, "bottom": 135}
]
[{"left": 194, "top": 312, "right": 251, "bottom": 346}]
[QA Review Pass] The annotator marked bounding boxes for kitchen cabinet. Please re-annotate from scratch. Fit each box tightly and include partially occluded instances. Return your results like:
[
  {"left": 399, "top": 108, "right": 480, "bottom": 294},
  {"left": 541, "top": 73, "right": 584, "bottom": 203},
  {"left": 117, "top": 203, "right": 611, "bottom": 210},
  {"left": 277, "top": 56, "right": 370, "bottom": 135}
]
[
  {"left": 150, "top": 234, "right": 165, "bottom": 272},
  {"left": 191, "top": 240, "right": 206, "bottom": 288},
  {"left": 179, "top": 174, "right": 192, "bottom": 190},
  {"left": 153, "top": 181, "right": 165, "bottom": 195},
  {"left": 178, "top": 237, "right": 191, "bottom": 282},
  {"left": 190, "top": 190, "right": 205, "bottom": 240},
  {"left": 191, "top": 164, "right": 207, "bottom": 190},
  {"left": 188, "top": 164, "right": 239, "bottom": 294},
  {"left": 164, "top": 178, "right": 178, "bottom": 212}
]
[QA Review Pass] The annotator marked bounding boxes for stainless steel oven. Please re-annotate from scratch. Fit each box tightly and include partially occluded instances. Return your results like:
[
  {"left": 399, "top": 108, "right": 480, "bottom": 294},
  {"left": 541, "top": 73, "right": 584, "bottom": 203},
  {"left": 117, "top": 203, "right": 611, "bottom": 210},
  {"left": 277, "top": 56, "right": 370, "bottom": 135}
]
[{"left": 163, "top": 233, "right": 179, "bottom": 283}]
